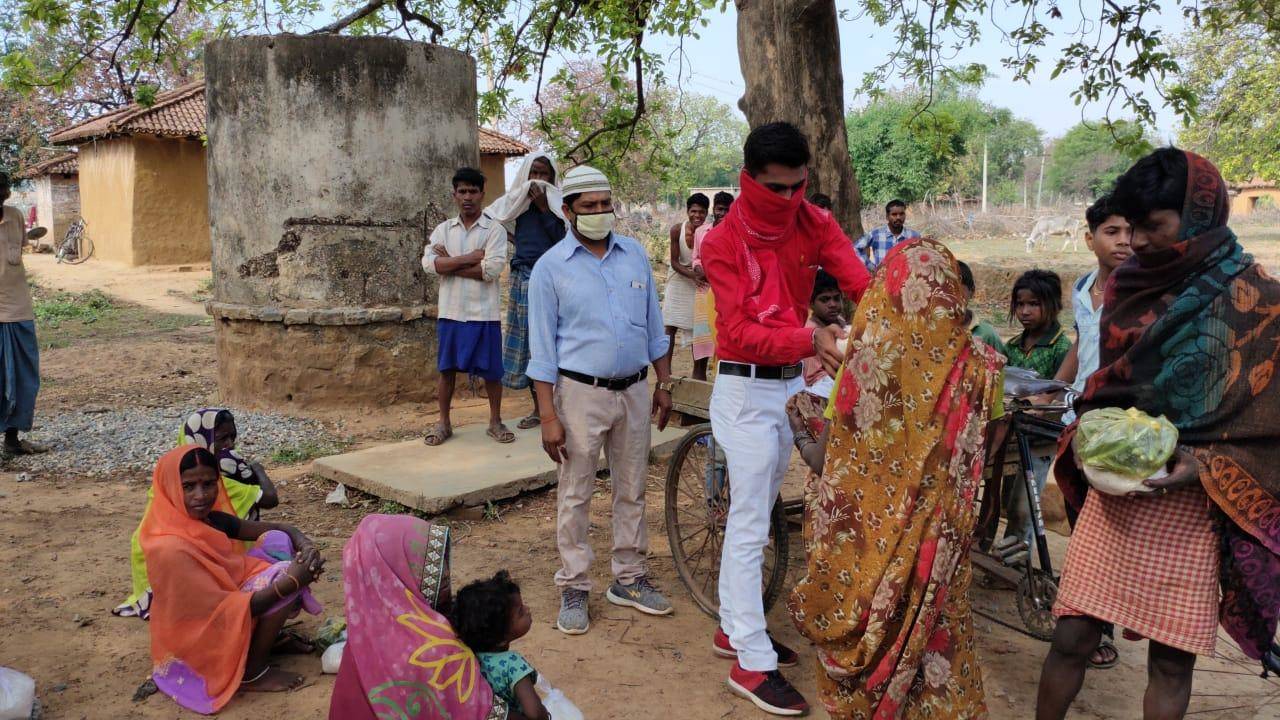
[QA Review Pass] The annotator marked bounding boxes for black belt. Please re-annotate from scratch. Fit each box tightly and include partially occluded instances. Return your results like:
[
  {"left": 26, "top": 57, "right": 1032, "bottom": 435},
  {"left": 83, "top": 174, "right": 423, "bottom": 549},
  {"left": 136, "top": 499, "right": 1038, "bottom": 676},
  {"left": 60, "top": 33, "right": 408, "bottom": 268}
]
[
  {"left": 559, "top": 367, "right": 648, "bottom": 391},
  {"left": 717, "top": 361, "right": 803, "bottom": 380}
]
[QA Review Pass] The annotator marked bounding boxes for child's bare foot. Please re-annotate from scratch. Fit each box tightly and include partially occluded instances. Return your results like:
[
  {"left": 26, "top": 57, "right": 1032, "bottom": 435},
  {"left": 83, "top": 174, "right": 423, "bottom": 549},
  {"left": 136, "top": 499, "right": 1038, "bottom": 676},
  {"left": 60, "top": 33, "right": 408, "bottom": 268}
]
[{"left": 241, "top": 666, "right": 304, "bottom": 692}]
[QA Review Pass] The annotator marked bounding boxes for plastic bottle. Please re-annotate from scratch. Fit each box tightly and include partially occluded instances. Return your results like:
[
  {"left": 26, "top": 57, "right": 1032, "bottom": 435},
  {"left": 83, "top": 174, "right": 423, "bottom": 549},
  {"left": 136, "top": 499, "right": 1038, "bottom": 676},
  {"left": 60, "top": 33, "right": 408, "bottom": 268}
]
[{"left": 534, "top": 675, "right": 583, "bottom": 720}]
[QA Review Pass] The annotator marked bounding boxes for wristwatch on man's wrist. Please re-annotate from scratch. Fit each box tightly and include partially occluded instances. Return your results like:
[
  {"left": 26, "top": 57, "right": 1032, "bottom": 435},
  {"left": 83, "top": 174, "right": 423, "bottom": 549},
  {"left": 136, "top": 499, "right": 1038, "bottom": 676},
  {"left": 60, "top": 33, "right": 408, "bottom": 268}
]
[{"left": 657, "top": 379, "right": 675, "bottom": 393}]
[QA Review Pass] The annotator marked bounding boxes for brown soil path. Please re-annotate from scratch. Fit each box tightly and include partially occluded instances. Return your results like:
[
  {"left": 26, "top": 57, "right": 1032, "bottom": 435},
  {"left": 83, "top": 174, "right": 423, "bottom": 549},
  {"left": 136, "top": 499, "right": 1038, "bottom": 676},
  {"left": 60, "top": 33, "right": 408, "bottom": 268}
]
[{"left": 24, "top": 253, "right": 210, "bottom": 316}]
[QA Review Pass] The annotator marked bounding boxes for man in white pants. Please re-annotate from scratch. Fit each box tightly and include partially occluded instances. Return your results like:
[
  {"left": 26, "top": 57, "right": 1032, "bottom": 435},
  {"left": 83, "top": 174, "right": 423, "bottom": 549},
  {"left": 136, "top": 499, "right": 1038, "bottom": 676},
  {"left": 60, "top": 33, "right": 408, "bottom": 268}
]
[{"left": 700, "top": 122, "right": 871, "bottom": 716}]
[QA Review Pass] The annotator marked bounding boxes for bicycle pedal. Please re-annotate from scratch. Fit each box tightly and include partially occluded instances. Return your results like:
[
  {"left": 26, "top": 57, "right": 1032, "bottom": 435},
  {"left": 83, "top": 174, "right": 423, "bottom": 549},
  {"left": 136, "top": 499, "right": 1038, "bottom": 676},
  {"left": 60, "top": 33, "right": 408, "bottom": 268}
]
[
  {"left": 992, "top": 535, "right": 1022, "bottom": 551},
  {"left": 1004, "top": 550, "right": 1030, "bottom": 566},
  {"left": 997, "top": 543, "right": 1029, "bottom": 561}
]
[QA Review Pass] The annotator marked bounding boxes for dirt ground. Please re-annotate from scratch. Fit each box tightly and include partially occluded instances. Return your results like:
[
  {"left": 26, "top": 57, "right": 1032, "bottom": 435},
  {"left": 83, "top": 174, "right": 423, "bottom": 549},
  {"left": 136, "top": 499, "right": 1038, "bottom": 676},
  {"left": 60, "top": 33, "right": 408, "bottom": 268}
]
[{"left": 4, "top": 238, "right": 1280, "bottom": 720}]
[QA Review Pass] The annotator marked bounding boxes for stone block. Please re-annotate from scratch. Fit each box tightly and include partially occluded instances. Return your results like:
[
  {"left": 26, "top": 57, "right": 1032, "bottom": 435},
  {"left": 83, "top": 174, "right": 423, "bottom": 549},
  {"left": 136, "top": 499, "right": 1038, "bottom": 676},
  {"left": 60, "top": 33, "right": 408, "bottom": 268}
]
[
  {"left": 215, "top": 316, "right": 439, "bottom": 407},
  {"left": 283, "top": 309, "right": 314, "bottom": 325}
]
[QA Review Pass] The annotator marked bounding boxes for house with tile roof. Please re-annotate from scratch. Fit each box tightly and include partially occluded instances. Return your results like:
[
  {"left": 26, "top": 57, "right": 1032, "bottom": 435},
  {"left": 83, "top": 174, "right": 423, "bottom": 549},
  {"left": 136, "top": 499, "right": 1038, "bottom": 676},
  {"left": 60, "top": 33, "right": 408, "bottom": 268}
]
[
  {"left": 1229, "top": 178, "right": 1280, "bottom": 217},
  {"left": 476, "top": 126, "right": 532, "bottom": 190},
  {"left": 16, "top": 152, "right": 80, "bottom": 246},
  {"left": 49, "top": 80, "right": 209, "bottom": 265},
  {"left": 47, "top": 80, "right": 532, "bottom": 266}
]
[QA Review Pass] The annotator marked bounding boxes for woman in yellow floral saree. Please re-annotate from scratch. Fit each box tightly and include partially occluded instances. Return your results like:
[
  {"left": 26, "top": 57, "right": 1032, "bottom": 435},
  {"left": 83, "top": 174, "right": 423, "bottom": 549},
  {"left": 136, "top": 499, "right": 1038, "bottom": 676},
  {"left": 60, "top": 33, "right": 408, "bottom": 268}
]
[{"left": 789, "top": 238, "right": 1004, "bottom": 719}]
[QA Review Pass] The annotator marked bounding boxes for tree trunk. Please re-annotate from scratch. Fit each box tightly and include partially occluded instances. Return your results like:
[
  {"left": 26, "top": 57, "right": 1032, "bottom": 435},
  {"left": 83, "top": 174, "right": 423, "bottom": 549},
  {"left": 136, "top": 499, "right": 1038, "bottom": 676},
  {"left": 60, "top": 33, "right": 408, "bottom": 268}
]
[{"left": 735, "top": 0, "right": 863, "bottom": 238}]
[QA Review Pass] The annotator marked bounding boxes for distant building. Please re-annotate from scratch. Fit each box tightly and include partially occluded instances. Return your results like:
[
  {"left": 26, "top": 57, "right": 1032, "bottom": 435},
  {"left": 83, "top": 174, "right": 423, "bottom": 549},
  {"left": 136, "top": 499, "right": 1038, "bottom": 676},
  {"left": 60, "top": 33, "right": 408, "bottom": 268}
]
[
  {"left": 16, "top": 152, "right": 80, "bottom": 245},
  {"left": 478, "top": 129, "right": 531, "bottom": 191},
  {"left": 1230, "top": 179, "right": 1280, "bottom": 217},
  {"left": 50, "top": 81, "right": 208, "bottom": 266},
  {"left": 48, "top": 80, "right": 531, "bottom": 267},
  {"left": 688, "top": 186, "right": 739, "bottom": 201}
]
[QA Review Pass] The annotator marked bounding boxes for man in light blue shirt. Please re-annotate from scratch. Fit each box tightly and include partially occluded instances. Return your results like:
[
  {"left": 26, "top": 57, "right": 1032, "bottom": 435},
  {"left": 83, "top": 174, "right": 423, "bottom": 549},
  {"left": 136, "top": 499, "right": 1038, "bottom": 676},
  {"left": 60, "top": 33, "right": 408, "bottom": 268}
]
[
  {"left": 527, "top": 165, "right": 675, "bottom": 636},
  {"left": 854, "top": 199, "right": 920, "bottom": 271}
]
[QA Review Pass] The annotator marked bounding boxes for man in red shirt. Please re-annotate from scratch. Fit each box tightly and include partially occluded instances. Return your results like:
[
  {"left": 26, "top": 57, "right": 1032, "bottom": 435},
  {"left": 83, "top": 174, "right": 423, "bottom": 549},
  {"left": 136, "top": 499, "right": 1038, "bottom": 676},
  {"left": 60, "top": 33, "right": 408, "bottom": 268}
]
[{"left": 700, "top": 122, "right": 871, "bottom": 716}]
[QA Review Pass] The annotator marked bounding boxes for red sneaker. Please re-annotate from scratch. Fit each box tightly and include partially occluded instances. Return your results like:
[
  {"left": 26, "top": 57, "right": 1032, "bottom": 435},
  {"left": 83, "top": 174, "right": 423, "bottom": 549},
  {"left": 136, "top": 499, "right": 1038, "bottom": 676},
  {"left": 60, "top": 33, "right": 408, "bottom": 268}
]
[
  {"left": 726, "top": 663, "right": 809, "bottom": 716},
  {"left": 713, "top": 627, "right": 799, "bottom": 667}
]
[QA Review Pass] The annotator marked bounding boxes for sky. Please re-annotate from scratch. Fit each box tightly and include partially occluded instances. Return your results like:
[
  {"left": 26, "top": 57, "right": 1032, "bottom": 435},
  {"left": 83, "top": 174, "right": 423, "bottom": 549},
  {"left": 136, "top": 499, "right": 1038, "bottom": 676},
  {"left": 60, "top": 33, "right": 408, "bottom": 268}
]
[{"left": 639, "top": 0, "right": 1189, "bottom": 142}]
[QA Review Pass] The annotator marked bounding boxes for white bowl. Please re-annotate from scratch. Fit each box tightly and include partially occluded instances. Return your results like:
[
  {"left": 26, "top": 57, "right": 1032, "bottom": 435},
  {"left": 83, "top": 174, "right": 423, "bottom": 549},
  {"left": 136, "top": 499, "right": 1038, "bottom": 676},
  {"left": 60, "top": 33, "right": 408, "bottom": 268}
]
[{"left": 1083, "top": 465, "right": 1166, "bottom": 496}]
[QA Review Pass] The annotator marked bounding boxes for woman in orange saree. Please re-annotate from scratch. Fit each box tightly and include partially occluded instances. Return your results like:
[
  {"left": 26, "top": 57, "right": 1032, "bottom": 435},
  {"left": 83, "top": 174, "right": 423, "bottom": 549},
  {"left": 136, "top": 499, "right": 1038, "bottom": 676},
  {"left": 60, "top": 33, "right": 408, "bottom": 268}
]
[{"left": 789, "top": 238, "right": 1004, "bottom": 719}]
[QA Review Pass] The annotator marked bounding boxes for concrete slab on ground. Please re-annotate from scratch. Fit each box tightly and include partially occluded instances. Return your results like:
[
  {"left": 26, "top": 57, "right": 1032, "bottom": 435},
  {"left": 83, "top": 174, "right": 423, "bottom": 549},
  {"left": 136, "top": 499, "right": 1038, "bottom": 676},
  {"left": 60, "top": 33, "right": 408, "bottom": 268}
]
[{"left": 313, "top": 423, "right": 688, "bottom": 514}]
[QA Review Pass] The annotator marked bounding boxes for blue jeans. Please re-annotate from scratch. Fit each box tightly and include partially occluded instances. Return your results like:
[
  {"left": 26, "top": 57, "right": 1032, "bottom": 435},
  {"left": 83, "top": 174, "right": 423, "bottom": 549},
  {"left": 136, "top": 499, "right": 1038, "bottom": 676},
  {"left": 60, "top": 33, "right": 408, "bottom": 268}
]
[{"left": 1002, "top": 452, "right": 1052, "bottom": 546}]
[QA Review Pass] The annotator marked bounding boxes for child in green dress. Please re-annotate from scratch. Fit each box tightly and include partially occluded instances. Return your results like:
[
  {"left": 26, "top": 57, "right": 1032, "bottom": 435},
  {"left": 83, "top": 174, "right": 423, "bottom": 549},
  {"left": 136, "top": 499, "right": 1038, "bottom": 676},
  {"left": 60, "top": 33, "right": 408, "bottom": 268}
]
[
  {"left": 1006, "top": 269, "right": 1071, "bottom": 378},
  {"left": 451, "top": 571, "right": 549, "bottom": 720},
  {"left": 1001, "top": 269, "right": 1070, "bottom": 552}
]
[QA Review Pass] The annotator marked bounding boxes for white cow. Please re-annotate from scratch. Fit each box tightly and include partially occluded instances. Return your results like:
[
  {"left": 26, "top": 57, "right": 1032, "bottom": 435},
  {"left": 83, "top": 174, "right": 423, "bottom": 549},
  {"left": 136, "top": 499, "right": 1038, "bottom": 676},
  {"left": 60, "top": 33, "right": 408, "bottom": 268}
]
[{"left": 1025, "top": 215, "right": 1086, "bottom": 252}]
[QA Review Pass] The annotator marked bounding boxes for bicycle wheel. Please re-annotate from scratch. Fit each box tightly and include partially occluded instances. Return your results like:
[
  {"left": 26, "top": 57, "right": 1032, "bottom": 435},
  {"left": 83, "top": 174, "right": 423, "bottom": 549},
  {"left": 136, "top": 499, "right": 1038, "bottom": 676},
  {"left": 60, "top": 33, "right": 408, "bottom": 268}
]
[
  {"left": 665, "top": 424, "right": 789, "bottom": 618},
  {"left": 1016, "top": 568, "right": 1058, "bottom": 641},
  {"left": 64, "top": 233, "right": 93, "bottom": 265}
]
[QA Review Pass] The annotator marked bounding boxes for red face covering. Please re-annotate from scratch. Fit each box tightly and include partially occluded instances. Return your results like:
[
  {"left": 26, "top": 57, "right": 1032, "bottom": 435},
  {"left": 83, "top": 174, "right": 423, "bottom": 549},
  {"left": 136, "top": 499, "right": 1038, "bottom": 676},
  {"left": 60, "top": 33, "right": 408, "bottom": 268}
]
[
  {"left": 716, "top": 169, "right": 827, "bottom": 328},
  {"left": 725, "top": 170, "right": 810, "bottom": 250}
]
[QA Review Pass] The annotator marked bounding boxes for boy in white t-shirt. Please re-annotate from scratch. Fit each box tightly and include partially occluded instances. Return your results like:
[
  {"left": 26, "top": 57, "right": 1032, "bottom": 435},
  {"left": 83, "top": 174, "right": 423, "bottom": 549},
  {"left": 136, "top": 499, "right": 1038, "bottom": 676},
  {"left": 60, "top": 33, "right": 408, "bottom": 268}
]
[
  {"left": 800, "top": 270, "right": 847, "bottom": 401},
  {"left": 1051, "top": 194, "right": 1132, "bottom": 671},
  {"left": 1054, "top": 196, "right": 1133, "bottom": 417}
]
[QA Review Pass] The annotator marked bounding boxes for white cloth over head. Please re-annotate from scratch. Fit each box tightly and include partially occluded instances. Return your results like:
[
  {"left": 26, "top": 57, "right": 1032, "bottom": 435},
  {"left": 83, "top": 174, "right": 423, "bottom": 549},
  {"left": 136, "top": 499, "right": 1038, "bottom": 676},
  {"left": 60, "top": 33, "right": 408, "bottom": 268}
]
[{"left": 482, "top": 151, "right": 565, "bottom": 232}]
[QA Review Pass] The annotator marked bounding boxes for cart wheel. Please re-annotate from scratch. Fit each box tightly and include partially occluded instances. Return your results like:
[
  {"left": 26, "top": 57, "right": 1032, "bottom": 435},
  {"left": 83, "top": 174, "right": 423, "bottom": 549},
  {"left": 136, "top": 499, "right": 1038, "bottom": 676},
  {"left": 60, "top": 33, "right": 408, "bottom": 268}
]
[
  {"left": 1016, "top": 568, "right": 1059, "bottom": 641},
  {"left": 665, "top": 424, "right": 790, "bottom": 619}
]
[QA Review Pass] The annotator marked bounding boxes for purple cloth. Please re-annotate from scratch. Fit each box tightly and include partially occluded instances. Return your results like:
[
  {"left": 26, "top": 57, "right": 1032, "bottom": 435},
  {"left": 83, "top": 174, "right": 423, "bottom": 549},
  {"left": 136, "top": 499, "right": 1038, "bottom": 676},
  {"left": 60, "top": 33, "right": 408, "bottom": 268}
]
[
  {"left": 438, "top": 319, "right": 503, "bottom": 380},
  {"left": 153, "top": 530, "right": 321, "bottom": 714}
]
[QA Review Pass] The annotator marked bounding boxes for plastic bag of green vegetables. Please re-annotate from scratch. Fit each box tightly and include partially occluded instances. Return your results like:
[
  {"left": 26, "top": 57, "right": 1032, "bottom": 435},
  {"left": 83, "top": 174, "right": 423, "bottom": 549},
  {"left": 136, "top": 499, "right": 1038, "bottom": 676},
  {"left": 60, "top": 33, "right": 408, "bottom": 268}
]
[
  {"left": 313, "top": 616, "right": 347, "bottom": 653},
  {"left": 1074, "top": 407, "right": 1179, "bottom": 495}
]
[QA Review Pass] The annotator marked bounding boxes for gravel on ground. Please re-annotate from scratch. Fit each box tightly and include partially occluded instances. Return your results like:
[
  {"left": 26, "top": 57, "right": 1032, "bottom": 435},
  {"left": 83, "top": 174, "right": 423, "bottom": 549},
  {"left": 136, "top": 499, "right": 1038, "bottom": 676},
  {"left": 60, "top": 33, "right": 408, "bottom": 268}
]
[{"left": 3, "top": 404, "right": 342, "bottom": 479}]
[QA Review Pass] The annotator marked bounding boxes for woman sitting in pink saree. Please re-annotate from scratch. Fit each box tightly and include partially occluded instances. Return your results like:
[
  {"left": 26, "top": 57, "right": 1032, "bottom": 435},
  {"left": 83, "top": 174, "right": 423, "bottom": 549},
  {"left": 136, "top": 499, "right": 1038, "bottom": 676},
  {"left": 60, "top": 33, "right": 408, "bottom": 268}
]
[{"left": 330, "top": 514, "right": 517, "bottom": 719}]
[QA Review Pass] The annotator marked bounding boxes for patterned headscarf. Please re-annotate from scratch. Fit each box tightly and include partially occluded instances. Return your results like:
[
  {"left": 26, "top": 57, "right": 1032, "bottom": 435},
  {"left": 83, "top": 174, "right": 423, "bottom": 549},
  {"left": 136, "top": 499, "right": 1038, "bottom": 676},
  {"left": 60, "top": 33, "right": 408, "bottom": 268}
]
[
  {"left": 1058, "top": 149, "right": 1280, "bottom": 662},
  {"left": 790, "top": 239, "right": 1004, "bottom": 717},
  {"left": 330, "top": 514, "right": 505, "bottom": 720},
  {"left": 180, "top": 408, "right": 256, "bottom": 485}
]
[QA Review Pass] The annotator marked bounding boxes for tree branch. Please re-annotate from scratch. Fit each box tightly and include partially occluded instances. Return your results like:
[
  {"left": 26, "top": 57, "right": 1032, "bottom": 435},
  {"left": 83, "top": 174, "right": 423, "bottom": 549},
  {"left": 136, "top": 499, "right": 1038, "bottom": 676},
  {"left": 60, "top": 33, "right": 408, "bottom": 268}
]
[
  {"left": 533, "top": 4, "right": 570, "bottom": 130},
  {"left": 149, "top": 0, "right": 184, "bottom": 64},
  {"left": 394, "top": 0, "right": 443, "bottom": 42},
  {"left": 310, "top": 0, "right": 391, "bottom": 34},
  {"left": 562, "top": 17, "right": 647, "bottom": 163}
]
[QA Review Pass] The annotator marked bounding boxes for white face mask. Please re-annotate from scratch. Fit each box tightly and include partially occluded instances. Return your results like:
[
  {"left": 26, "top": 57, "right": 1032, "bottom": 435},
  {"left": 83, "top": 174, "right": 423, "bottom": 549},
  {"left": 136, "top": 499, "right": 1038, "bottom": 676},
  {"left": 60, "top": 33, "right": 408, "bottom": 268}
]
[{"left": 573, "top": 211, "right": 615, "bottom": 241}]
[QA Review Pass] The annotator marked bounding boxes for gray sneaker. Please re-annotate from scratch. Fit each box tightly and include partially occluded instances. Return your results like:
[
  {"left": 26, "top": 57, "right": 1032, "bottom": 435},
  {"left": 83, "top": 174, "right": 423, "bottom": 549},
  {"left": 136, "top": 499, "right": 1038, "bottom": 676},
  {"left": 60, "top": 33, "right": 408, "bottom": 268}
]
[
  {"left": 606, "top": 576, "right": 673, "bottom": 616},
  {"left": 557, "top": 588, "right": 590, "bottom": 635}
]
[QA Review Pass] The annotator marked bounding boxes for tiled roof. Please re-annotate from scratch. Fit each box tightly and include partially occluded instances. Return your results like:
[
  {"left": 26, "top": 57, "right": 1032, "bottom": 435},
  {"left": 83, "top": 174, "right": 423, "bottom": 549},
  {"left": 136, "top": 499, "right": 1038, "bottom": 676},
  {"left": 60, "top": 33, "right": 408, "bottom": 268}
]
[
  {"left": 478, "top": 127, "right": 530, "bottom": 157},
  {"left": 50, "top": 81, "right": 531, "bottom": 160},
  {"left": 1233, "top": 178, "right": 1278, "bottom": 191},
  {"left": 16, "top": 152, "right": 78, "bottom": 179},
  {"left": 49, "top": 80, "right": 206, "bottom": 145}
]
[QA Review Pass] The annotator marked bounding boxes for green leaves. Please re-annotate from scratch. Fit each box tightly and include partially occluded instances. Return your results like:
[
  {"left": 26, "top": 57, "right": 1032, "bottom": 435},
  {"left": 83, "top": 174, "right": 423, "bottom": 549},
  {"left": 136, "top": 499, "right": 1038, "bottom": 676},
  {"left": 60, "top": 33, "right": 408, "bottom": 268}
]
[
  {"left": 511, "top": 59, "right": 744, "bottom": 203},
  {"left": 1174, "top": 22, "right": 1280, "bottom": 184},
  {"left": 845, "top": 86, "right": 1042, "bottom": 205},
  {"left": 1043, "top": 120, "right": 1152, "bottom": 198}
]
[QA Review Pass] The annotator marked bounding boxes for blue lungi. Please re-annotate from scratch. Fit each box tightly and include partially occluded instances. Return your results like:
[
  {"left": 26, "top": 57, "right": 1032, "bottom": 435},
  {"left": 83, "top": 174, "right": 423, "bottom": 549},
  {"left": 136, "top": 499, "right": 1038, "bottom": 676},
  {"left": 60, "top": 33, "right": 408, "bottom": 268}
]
[
  {"left": 437, "top": 319, "right": 503, "bottom": 381},
  {"left": 0, "top": 320, "right": 39, "bottom": 431}
]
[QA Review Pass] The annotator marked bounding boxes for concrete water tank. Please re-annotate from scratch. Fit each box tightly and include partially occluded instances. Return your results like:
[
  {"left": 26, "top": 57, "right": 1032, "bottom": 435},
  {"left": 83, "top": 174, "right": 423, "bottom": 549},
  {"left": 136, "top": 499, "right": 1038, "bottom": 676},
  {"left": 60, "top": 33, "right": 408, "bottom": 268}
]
[{"left": 204, "top": 35, "right": 477, "bottom": 408}]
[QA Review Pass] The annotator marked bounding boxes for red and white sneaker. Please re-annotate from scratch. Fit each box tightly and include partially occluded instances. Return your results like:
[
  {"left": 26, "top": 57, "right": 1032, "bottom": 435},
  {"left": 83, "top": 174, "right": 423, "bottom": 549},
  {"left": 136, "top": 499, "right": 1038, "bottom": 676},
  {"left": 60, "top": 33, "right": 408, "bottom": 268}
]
[
  {"left": 713, "top": 627, "right": 799, "bottom": 667},
  {"left": 726, "top": 663, "right": 809, "bottom": 716}
]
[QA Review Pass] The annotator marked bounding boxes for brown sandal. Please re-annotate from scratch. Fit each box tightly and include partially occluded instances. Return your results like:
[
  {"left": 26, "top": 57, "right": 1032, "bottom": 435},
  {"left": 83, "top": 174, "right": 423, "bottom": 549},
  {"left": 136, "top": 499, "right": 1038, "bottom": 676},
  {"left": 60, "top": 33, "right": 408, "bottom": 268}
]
[
  {"left": 487, "top": 423, "right": 516, "bottom": 444},
  {"left": 423, "top": 422, "right": 453, "bottom": 447},
  {"left": 516, "top": 413, "right": 541, "bottom": 430}
]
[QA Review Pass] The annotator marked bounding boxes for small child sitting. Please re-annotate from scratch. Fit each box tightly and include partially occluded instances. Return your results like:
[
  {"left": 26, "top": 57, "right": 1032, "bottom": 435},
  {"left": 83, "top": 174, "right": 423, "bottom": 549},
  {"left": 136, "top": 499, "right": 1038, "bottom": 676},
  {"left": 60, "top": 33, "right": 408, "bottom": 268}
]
[
  {"left": 451, "top": 571, "right": 549, "bottom": 720},
  {"left": 801, "top": 270, "right": 848, "bottom": 401}
]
